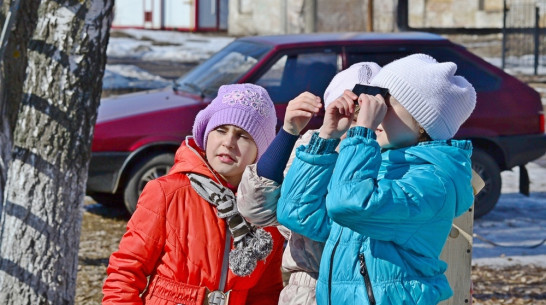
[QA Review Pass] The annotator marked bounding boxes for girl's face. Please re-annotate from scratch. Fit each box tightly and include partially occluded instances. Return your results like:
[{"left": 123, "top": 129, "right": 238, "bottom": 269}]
[
  {"left": 206, "top": 124, "right": 258, "bottom": 186},
  {"left": 375, "top": 96, "right": 421, "bottom": 149}
]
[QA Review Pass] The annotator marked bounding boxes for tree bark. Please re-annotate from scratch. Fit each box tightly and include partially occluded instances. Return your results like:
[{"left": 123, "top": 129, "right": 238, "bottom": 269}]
[
  {"left": 0, "top": 0, "right": 40, "bottom": 217},
  {"left": 0, "top": 1, "right": 114, "bottom": 304}
]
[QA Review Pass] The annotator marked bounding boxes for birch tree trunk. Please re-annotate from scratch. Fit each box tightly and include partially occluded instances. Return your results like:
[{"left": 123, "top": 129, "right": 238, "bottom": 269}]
[
  {"left": 0, "top": 1, "right": 114, "bottom": 304},
  {"left": 0, "top": 0, "right": 40, "bottom": 217}
]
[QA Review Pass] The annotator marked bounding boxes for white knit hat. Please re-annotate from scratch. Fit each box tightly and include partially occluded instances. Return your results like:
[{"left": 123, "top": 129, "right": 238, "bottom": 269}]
[
  {"left": 323, "top": 62, "right": 382, "bottom": 107},
  {"left": 370, "top": 53, "right": 476, "bottom": 140}
]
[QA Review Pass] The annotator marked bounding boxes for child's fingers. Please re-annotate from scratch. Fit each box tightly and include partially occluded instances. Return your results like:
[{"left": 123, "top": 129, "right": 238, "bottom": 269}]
[
  {"left": 358, "top": 93, "right": 385, "bottom": 109},
  {"left": 338, "top": 94, "right": 355, "bottom": 115},
  {"left": 294, "top": 96, "right": 322, "bottom": 111},
  {"left": 357, "top": 93, "right": 370, "bottom": 105},
  {"left": 334, "top": 100, "right": 349, "bottom": 116},
  {"left": 327, "top": 93, "right": 355, "bottom": 116},
  {"left": 374, "top": 93, "right": 386, "bottom": 103},
  {"left": 343, "top": 89, "right": 358, "bottom": 100},
  {"left": 288, "top": 98, "right": 321, "bottom": 116},
  {"left": 287, "top": 104, "right": 320, "bottom": 118},
  {"left": 289, "top": 110, "right": 313, "bottom": 119},
  {"left": 294, "top": 92, "right": 322, "bottom": 107},
  {"left": 356, "top": 93, "right": 388, "bottom": 129}
]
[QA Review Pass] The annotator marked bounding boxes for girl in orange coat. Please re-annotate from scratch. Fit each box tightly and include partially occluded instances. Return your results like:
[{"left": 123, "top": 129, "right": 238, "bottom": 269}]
[{"left": 103, "top": 84, "right": 284, "bottom": 305}]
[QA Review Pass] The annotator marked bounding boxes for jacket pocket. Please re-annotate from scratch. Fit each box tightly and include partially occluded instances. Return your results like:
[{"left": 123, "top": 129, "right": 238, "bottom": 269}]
[{"left": 143, "top": 275, "right": 208, "bottom": 305}]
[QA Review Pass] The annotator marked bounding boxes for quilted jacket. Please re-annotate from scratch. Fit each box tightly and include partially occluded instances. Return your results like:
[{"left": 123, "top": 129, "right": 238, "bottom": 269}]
[
  {"left": 277, "top": 128, "right": 475, "bottom": 305},
  {"left": 238, "top": 130, "right": 324, "bottom": 275},
  {"left": 237, "top": 130, "right": 323, "bottom": 305},
  {"left": 102, "top": 138, "right": 284, "bottom": 305}
]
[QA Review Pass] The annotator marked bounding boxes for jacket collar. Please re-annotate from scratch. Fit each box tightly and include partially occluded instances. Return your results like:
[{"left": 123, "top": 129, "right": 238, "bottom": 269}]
[{"left": 168, "top": 136, "right": 234, "bottom": 190}]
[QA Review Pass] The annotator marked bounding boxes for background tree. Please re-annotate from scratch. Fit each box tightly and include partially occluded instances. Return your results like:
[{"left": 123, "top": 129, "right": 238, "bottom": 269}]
[{"left": 0, "top": 0, "right": 114, "bottom": 303}]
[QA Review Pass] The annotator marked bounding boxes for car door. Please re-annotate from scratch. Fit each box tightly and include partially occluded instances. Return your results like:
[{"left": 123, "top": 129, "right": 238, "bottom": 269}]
[
  {"left": 251, "top": 48, "right": 343, "bottom": 131},
  {"left": 344, "top": 44, "right": 414, "bottom": 68}
]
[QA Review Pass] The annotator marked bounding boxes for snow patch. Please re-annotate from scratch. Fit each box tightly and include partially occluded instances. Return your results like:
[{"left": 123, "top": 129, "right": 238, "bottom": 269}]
[
  {"left": 103, "top": 65, "right": 170, "bottom": 90},
  {"left": 473, "top": 162, "right": 546, "bottom": 267}
]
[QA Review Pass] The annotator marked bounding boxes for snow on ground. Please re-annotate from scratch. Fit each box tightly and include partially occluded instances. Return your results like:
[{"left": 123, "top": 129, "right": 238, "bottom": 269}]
[
  {"left": 104, "top": 29, "right": 233, "bottom": 90},
  {"left": 472, "top": 162, "right": 546, "bottom": 267},
  {"left": 104, "top": 29, "right": 546, "bottom": 267},
  {"left": 106, "top": 29, "right": 234, "bottom": 63}
]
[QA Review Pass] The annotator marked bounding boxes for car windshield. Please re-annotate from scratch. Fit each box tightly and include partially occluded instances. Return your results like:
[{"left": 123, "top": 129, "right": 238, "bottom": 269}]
[{"left": 174, "top": 40, "right": 272, "bottom": 97}]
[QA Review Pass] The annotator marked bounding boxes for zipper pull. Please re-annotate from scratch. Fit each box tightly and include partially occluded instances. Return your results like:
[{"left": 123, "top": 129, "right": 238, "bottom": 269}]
[{"left": 359, "top": 253, "right": 365, "bottom": 274}]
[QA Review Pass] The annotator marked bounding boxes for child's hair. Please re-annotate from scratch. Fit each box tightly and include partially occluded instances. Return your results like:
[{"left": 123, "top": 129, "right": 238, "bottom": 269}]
[
  {"left": 417, "top": 125, "right": 432, "bottom": 143},
  {"left": 370, "top": 54, "right": 476, "bottom": 140},
  {"left": 192, "top": 83, "right": 277, "bottom": 159}
]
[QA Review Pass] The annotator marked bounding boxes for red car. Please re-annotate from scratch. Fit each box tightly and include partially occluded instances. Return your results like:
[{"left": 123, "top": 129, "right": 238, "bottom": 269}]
[{"left": 88, "top": 32, "right": 546, "bottom": 217}]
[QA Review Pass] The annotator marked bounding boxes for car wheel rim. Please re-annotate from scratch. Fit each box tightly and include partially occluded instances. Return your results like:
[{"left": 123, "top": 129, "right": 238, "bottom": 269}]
[{"left": 137, "top": 165, "right": 170, "bottom": 196}]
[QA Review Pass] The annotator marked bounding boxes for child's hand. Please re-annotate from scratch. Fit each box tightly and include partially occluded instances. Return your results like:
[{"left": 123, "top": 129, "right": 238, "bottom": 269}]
[
  {"left": 319, "top": 90, "right": 357, "bottom": 139},
  {"left": 356, "top": 93, "right": 387, "bottom": 130},
  {"left": 283, "top": 92, "right": 322, "bottom": 135}
]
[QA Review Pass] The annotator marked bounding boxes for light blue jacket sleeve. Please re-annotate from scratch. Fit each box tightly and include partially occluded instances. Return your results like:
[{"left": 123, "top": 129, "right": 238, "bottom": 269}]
[
  {"left": 326, "top": 127, "right": 450, "bottom": 245},
  {"left": 277, "top": 133, "right": 339, "bottom": 242}
]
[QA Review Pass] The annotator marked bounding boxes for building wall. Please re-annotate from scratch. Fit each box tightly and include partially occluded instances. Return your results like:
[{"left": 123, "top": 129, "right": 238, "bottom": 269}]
[
  {"left": 316, "top": 0, "right": 368, "bottom": 32},
  {"left": 229, "top": 0, "right": 286, "bottom": 35},
  {"left": 316, "top": 0, "right": 397, "bottom": 32},
  {"left": 228, "top": 0, "right": 504, "bottom": 36},
  {"left": 409, "top": 0, "right": 503, "bottom": 28}
]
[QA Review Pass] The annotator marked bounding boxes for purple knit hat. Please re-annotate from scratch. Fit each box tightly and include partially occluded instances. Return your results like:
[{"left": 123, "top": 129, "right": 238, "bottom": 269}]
[{"left": 192, "top": 83, "right": 277, "bottom": 159}]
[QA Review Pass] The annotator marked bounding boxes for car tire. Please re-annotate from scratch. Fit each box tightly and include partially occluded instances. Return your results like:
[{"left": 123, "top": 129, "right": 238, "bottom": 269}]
[
  {"left": 89, "top": 192, "right": 123, "bottom": 207},
  {"left": 123, "top": 152, "right": 175, "bottom": 214},
  {"left": 471, "top": 148, "right": 502, "bottom": 218}
]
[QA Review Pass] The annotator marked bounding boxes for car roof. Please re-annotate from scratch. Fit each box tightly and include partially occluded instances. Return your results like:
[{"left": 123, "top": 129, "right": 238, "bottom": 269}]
[{"left": 238, "top": 31, "right": 449, "bottom": 46}]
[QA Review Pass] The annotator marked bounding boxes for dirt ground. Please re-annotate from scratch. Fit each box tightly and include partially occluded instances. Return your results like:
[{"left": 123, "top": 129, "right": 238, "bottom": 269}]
[
  {"left": 78, "top": 34, "right": 546, "bottom": 304},
  {"left": 77, "top": 202, "right": 128, "bottom": 304},
  {"left": 77, "top": 176, "right": 546, "bottom": 305},
  {"left": 78, "top": 199, "right": 546, "bottom": 305}
]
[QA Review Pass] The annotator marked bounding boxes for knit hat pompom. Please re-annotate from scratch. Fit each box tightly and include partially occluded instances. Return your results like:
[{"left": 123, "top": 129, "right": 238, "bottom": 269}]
[
  {"left": 370, "top": 53, "right": 476, "bottom": 140},
  {"left": 246, "top": 228, "right": 273, "bottom": 261},
  {"left": 192, "top": 84, "right": 277, "bottom": 159},
  {"left": 228, "top": 228, "right": 273, "bottom": 277},
  {"left": 229, "top": 247, "right": 257, "bottom": 277},
  {"left": 323, "top": 62, "right": 382, "bottom": 108}
]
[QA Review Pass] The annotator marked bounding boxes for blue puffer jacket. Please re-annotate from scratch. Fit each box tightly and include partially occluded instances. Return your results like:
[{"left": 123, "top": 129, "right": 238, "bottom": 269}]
[{"left": 278, "top": 127, "right": 474, "bottom": 305}]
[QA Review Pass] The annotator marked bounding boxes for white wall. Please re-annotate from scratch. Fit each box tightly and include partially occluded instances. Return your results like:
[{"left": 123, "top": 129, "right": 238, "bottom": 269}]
[{"left": 113, "top": 0, "right": 145, "bottom": 27}]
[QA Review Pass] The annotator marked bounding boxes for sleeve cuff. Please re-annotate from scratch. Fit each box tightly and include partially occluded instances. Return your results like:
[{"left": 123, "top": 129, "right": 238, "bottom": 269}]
[
  {"left": 256, "top": 128, "right": 300, "bottom": 184},
  {"left": 347, "top": 126, "right": 377, "bottom": 139},
  {"left": 278, "top": 127, "right": 300, "bottom": 142},
  {"left": 305, "top": 132, "right": 340, "bottom": 154}
]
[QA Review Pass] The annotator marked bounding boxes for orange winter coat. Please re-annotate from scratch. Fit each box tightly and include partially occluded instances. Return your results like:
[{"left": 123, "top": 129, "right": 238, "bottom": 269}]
[{"left": 102, "top": 138, "right": 284, "bottom": 305}]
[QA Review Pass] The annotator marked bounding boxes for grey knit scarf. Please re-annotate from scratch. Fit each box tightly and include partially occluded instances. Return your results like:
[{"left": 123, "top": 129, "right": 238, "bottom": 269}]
[{"left": 187, "top": 172, "right": 273, "bottom": 276}]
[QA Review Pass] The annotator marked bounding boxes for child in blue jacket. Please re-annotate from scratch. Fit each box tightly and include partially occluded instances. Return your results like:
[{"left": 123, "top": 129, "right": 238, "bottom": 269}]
[{"left": 277, "top": 53, "right": 477, "bottom": 305}]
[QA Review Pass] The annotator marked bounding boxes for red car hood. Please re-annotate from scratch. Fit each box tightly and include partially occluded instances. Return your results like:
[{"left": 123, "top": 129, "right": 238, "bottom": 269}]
[{"left": 97, "top": 87, "right": 202, "bottom": 123}]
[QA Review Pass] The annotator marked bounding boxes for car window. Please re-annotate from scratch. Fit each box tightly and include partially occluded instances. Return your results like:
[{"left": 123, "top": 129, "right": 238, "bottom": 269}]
[
  {"left": 174, "top": 40, "right": 272, "bottom": 96},
  {"left": 347, "top": 52, "right": 412, "bottom": 68},
  {"left": 255, "top": 52, "right": 341, "bottom": 103},
  {"left": 422, "top": 47, "right": 501, "bottom": 91},
  {"left": 256, "top": 55, "right": 287, "bottom": 89},
  {"left": 346, "top": 47, "right": 500, "bottom": 92}
]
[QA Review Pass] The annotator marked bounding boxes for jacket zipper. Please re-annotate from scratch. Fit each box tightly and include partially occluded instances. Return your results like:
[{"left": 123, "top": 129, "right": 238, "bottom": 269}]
[
  {"left": 328, "top": 228, "right": 342, "bottom": 305},
  {"left": 358, "top": 253, "right": 376, "bottom": 305}
]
